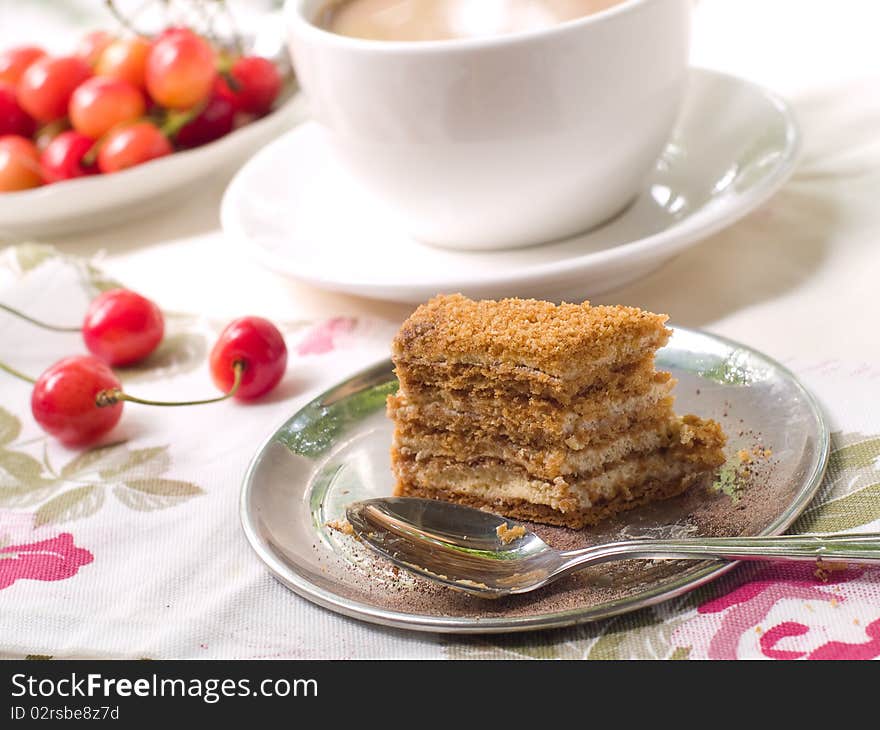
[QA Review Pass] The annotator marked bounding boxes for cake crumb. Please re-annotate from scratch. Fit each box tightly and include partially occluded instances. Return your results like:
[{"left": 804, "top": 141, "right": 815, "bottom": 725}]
[
  {"left": 326, "top": 519, "right": 355, "bottom": 536},
  {"left": 830, "top": 598, "right": 839, "bottom": 608},
  {"left": 814, "top": 559, "right": 849, "bottom": 582},
  {"left": 456, "top": 578, "right": 492, "bottom": 591},
  {"left": 496, "top": 522, "right": 527, "bottom": 544},
  {"left": 737, "top": 449, "right": 753, "bottom": 464}
]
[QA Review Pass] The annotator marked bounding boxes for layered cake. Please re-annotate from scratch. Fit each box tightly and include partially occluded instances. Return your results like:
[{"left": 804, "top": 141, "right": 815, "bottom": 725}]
[{"left": 387, "top": 294, "right": 726, "bottom": 529}]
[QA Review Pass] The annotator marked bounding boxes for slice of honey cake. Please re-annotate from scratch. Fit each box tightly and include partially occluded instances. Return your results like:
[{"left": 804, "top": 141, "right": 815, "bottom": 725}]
[{"left": 388, "top": 294, "right": 726, "bottom": 529}]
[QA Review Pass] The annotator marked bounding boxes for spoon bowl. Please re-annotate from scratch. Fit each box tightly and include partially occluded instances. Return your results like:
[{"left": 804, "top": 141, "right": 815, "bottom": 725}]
[{"left": 346, "top": 498, "right": 565, "bottom": 596}]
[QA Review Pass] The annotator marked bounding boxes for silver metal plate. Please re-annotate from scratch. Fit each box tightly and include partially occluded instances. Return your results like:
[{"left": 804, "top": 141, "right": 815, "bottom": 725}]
[{"left": 240, "top": 327, "right": 828, "bottom": 633}]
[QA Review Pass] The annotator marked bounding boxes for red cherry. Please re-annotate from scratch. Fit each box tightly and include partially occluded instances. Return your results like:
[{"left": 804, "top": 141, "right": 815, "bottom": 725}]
[
  {"left": 209, "top": 317, "right": 287, "bottom": 400},
  {"left": 17, "top": 55, "right": 92, "bottom": 123},
  {"left": 69, "top": 76, "right": 145, "bottom": 139},
  {"left": 95, "top": 36, "right": 152, "bottom": 89},
  {"left": 0, "top": 83, "right": 36, "bottom": 137},
  {"left": 31, "top": 356, "right": 124, "bottom": 447},
  {"left": 145, "top": 29, "right": 216, "bottom": 110},
  {"left": 174, "top": 91, "right": 234, "bottom": 148},
  {"left": 41, "top": 131, "right": 98, "bottom": 182},
  {"left": 0, "top": 46, "right": 45, "bottom": 86},
  {"left": 155, "top": 26, "right": 191, "bottom": 42},
  {"left": 97, "top": 121, "right": 171, "bottom": 173},
  {"left": 76, "top": 30, "right": 115, "bottom": 67},
  {"left": 217, "top": 56, "right": 281, "bottom": 115},
  {"left": 82, "top": 288, "right": 164, "bottom": 366},
  {"left": 0, "top": 135, "right": 42, "bottom": 191}
]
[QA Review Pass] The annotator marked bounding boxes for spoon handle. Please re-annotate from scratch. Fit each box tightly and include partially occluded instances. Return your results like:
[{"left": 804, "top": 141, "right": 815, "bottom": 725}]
[{"left": 559, "top": 532, "right": 880, "bottom": 572}]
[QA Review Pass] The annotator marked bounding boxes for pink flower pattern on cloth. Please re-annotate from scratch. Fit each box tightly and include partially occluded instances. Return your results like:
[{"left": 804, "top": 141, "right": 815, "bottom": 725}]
[
  {"left": 295, "top": 317, "right": 356, "bottom": 356},
  {"left": 0, "top": 511, "right": 93, "bottom": 591},
  {"left": 672, "top": 564, "right": 880, "bottom": 660}
]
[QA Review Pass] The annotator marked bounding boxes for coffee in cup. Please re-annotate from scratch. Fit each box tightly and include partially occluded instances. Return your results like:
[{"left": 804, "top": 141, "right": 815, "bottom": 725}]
[{"left": 314, "top": 0, "right": 627, "bottom": 42}]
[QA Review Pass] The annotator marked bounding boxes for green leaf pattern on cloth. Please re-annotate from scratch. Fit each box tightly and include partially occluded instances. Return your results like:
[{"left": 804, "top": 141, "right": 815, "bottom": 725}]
[
  {"left": 117, "top": 330, "right": 208, "bottom": 384},
  {"left": 1, "top": 367, "right": 201, "bottom": 527},
  {"left": 58, "top": 442, "right": 128, "bottom": 480},
  {"left": 587, "top": 615, "right": 691, "bottom": 660},
  {"left": 96, "top": 447, "right": 170, "bottom": 480},
  {"left": 114, "top": 479, "right": 204, "bottom": 512},
  {"left": 34, "top": 486, "right": 104, "bottom": 528},
  {"left": 0, "top": 407, "right": 21, "bottom": 446},
  {"left": 1, "top": 438, "right": 202, "bottom": 526},
  {"left": 793, "top": 432, "right": 880, "bottom": 534},
  {"left": 0, "top": 449, "right": 45, "bottom": 484},
  {"left": 12, "top": 244, "right": 57, "bottom": 275}
]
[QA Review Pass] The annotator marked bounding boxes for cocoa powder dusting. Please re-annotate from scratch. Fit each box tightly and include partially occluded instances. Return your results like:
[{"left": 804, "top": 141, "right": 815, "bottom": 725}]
[{"left": 316, "top": 427, "right": 785, "bottom": 621}]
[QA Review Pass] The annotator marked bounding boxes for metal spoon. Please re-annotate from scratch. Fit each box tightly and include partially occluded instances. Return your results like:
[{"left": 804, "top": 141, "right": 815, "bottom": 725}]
[{"left": 346, "top": 497, "right": 880, "bottom": 598}]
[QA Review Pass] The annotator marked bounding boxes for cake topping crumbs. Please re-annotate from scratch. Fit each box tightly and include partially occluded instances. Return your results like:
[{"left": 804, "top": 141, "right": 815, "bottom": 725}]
[
  {"left": 814, "top": 559, "right": 849, "bottom": 582},
  {"left": 326, "top": 519, "right": 355, "bottom": 536},
  {"left": 737, "top": 449, "right": 753, "bottom": 464},
  {"left": 496, "top": 522, "right": 527, "bottom": 544},
  {"left": 392, "top": 293, "right": 671, "bottom": 377}
]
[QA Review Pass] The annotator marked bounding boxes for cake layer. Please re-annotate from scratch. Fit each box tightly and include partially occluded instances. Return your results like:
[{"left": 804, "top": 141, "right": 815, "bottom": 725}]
[
  {"left": 393, "top": 416, "right": 680, "bottom": 480},
  {"left": 392, "top": 419, "right": 724, "bottom": 517},
  {"left": 397, "top": 477, "right": 704, "bottom": 530},
  {"left": 387, "top": 374, "right": 676, "bottom": 447},
  {"left": 392, "top": 294, "right": 671, "bottom": 401},
  {"left": 396, "top": 355, "right": 659, "bottom": 406},
  {"left": 393, "top": 450, "right": 697, "bottom": 513}
]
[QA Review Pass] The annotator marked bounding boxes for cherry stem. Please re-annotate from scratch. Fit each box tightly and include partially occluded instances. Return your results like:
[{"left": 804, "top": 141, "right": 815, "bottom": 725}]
[
  {"left": 82, "top": 140, "right": 102, "bottom": 167},
  {"left": 0, "top": 360, "right": 36, "bottom": 385},
  {"left": 105, "top": 0, "right": 149, "bottom": 38},
  {"left": 161, "top": 102, "right": 206, "bottom": 138},
  {"left": 218, "top": 0, "right": 246, "bottom": 56},
  {"left": 36, "top": 118, "right": 70, "bottom": 144},
  {"left": 0, "top": 302, "right": 81, "bottom": 333},
  {"left": 96, "top": 360, "right": 244, "bottom": 408},
  {"left": 219, "top": 67, "right": 240, "bottom": 92}
]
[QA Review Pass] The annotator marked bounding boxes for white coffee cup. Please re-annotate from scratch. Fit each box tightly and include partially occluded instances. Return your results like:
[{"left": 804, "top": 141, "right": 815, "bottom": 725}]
[{"left": 285, "top": 0, "right": 691, "bottom": 250}]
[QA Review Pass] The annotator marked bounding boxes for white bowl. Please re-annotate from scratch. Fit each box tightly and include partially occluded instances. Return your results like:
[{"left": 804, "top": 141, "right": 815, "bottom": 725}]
[{"left": 0, "top": 92, "right": 307, "bottom": 238}]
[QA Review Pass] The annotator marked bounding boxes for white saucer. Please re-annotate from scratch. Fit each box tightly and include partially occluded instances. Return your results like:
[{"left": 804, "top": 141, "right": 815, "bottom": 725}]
[{"left": 221, "top": 68, "right": 799, "bottom": 303}]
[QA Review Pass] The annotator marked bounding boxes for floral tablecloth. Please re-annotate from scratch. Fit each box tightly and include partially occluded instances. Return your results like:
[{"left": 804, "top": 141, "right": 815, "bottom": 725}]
[{"left": 1, "top": 1, "right": 880, "bottom": 660}]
